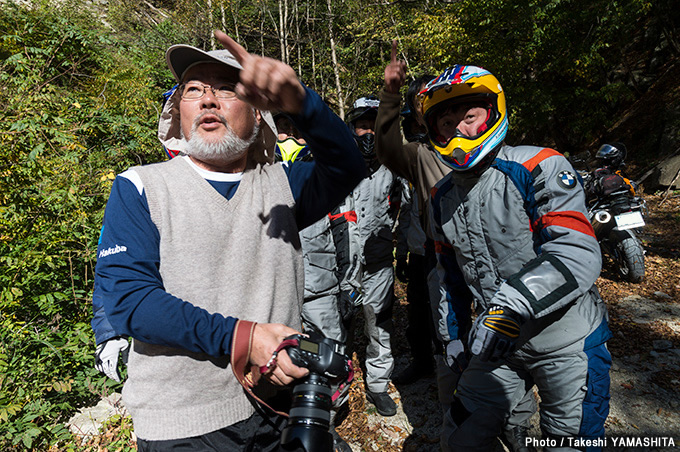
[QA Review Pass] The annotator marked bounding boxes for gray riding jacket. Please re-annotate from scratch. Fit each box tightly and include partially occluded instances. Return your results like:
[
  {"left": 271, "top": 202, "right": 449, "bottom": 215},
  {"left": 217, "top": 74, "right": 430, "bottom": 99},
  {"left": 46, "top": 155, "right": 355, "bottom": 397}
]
[
  {"left": 351, "top": 164, "right": 403, "bottom": 268},
  {"left": 300, "top": 195, "right": 362, "bottom": 300},
  {"left": 431, "top": 145, "right": 610, "bottom": 353},
  {"left": 396, "top": 185, "right": 427, "bottom": 258}
]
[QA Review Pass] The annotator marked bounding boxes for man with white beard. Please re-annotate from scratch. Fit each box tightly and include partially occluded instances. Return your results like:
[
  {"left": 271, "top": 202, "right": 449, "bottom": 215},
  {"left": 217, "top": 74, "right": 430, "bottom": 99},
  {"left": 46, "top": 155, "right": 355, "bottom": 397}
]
[
  {"left": 184, "top": 107, "right": 260, "bottom": 160},
  {"left": 94, "top": 31, "right": 365, "bottom": 451}
]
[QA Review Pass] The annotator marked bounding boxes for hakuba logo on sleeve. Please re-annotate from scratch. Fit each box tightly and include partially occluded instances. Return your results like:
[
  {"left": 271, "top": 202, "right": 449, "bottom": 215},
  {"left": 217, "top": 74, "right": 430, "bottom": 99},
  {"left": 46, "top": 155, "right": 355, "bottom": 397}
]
[{"left": 98, "top": 244, "right": 128, "bottom": 258}]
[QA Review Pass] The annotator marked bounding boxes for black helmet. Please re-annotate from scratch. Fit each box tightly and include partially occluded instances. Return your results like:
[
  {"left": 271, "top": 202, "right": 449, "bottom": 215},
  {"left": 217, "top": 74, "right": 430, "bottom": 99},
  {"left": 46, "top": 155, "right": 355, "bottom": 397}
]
[
  {"left": 399, "top": 75, "right": 436, "bottom": 144},
  {"left": 347, "top": 96, "right": 380, "bottom": 159},
  {"left": 595, "top": 143, "right": 627, "bottom": 169},
  {"left": 346, "top": 95, "right": 380, "bottom": 125}
]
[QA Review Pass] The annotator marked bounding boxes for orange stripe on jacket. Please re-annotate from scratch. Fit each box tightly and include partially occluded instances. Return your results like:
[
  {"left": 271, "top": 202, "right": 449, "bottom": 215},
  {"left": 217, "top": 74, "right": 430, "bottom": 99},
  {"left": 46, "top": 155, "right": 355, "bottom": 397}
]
[
  {"left": 328, "top": 211, "right": 357, "bottom": 223},
  {"left": 435, "top": 241, "right": 454, "bottom": 255},
  {"left": 522, "top": 148, "right": 561, "bottom": 172},
  {"left": 533, "top": 211, "right": 596, "bottom": 239}
]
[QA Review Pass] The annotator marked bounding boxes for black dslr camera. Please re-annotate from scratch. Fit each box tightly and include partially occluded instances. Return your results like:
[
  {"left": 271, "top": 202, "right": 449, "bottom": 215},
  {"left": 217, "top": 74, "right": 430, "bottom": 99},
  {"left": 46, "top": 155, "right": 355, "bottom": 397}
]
[{"left": 279, "top": 332, "right": 351, "bottom": 452}]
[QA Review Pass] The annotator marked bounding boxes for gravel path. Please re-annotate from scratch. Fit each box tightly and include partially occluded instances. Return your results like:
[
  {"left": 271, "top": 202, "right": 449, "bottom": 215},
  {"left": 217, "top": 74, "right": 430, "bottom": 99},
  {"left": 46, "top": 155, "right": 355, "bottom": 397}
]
[{"left": 338, "top": 290, "right": 680, "bottom": 451}]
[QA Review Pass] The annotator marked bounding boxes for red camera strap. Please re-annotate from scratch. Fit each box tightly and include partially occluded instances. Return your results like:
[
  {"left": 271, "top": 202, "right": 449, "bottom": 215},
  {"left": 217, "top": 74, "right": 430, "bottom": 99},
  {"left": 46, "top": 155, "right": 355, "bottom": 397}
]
[
  {"left": 230, "top": 322, "right": 355, "bottom": 413},
  {"left": 229, "top": 320, "right": 290, "bottom": 418},
  {"left": 331, "top": 359, "right": 354, "bottom": 403},
  {"left": 258, "top": 337, "right": 300, "bottom": 375}
]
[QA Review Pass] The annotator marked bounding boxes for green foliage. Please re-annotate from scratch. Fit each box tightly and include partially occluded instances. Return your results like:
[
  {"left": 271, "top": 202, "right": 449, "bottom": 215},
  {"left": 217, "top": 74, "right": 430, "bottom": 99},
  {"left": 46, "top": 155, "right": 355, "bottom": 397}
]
[
  {"left": 79, "top": 414, "right": 137, "bottom": 451},
  {"left": 444, "top": 0, "right": 654, "bottom": 152},
  {"left": 332, "top": 0, "right": 662, "bottom": 153},
  {"left": 0, "top": 1, "right": 166, "bottom": 449}
]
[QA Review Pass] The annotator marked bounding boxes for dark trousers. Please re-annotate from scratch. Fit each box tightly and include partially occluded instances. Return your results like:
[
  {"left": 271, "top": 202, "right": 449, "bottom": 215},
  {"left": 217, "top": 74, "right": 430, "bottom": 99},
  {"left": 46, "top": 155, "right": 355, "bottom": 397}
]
[
  {"left": 136, "top": 408, "right": 294, "bottom": 452},
  {"left": 405, "top": 251, "right": 441, "bottom": 365}
]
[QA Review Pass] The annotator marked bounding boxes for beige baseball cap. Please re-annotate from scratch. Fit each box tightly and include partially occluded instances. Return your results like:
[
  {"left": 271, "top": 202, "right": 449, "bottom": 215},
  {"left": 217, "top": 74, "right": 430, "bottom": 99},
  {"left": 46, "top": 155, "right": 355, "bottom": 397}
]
[{"left": 166, "top": 45, "right": 242, "bottom": 83}]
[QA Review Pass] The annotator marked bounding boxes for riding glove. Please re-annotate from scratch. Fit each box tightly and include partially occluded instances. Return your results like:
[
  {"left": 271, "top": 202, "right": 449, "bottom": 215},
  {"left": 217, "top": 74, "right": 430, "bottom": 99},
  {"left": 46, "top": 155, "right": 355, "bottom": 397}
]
[{"left": 469, "top": 305, "right": 522, "bottom": 362}]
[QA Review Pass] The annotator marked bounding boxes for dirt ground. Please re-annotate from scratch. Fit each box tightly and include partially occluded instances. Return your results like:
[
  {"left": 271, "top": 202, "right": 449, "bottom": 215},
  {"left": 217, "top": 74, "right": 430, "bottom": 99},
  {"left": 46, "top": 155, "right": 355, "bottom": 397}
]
[
  {"left": 79, "top": 192, "right": 680, "bottom": 451},
  {"left": 337, "top": 191, "right": 680, "bottom": 451}
]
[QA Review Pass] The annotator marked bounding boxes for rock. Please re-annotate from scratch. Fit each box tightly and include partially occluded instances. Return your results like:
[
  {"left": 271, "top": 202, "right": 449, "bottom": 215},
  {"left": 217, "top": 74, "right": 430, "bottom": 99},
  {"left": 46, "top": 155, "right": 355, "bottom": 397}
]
[
  {"left": 67, "top": 392, "right": 127, "bottom": 439},
  {"left": 626, "top": 354, "right": 640, "bottom": 363},
  {"left": 670, "top": 400, "right": 679, "bottom": 409},
  {"left": 621, "top": 295, "right": 644, "bottom": 302},
  {"left": 653, "top": 291, "right": 672, "bottom": 300},
  {"left": 647, "top": 155, "right": 680, "bottom": 190},
  {"left": 653, "top": 340, "right": 673, "bottom": 350}
]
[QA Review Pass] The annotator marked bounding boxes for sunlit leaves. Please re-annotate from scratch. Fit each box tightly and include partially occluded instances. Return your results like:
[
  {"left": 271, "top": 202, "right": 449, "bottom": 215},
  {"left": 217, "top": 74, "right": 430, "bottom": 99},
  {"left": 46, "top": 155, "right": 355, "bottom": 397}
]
[{"left": 0, "top": 2, "right": 164, "bottom": 449}]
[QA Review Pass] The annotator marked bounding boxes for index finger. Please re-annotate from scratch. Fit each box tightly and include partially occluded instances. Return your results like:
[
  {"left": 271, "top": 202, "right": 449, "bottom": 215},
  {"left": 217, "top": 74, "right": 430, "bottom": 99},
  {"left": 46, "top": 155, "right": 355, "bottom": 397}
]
[
  {"left": 214, "top": 30, "right": 250, "bottom": 64},
  {"left": 391, "top": 39, "right": 397, "bottom": 64}
]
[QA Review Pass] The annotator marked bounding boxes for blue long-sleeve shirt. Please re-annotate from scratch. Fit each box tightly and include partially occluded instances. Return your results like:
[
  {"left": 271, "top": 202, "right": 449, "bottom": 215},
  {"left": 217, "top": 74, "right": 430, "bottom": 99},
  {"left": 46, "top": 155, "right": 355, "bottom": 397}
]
[{"left": 92, "top": 86, "right": 365, "bottom": 355}]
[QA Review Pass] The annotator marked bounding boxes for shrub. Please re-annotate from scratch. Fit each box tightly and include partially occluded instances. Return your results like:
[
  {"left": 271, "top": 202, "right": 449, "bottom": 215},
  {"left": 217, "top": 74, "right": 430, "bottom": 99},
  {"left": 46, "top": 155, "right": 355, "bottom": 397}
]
[{"left": 0, "top": 2, "right": 165, "bottom": 448}]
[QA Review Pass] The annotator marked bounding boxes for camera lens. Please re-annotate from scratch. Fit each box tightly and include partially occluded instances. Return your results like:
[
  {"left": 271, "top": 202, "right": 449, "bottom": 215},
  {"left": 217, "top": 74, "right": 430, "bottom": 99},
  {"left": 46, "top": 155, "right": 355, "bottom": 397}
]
[
  {"left": 279, "top": 333, "right": 351, "bottom": 452},
  {"left": 289, "top": 377, "right": 332, "bottom": 427},
  {"left": 280, "top": 374, "right": 334, "bottom": 452}
]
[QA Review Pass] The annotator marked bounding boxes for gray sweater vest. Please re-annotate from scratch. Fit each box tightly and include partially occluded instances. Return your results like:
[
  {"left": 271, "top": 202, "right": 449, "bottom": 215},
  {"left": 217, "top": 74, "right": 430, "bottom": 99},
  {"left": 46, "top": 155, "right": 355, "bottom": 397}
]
[{"left": 123, "top": 157, "right": 303, "bottom": 441}]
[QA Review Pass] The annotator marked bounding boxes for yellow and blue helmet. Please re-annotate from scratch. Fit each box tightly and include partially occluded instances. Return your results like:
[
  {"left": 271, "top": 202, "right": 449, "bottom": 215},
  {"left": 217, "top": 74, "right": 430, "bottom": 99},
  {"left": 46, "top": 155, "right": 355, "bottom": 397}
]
[{"left": 419, "top": 65, "right": 508, "bottom": 171}]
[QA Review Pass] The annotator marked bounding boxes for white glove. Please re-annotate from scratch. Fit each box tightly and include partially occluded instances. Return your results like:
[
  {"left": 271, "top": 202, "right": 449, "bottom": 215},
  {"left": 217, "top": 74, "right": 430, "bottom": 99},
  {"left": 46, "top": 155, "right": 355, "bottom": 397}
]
[
  {"left": 445, "top": 339, "right": 468, "bottom": 373},
  {"left": 95, "top": 337, "right": 130, "bottom": 382}
]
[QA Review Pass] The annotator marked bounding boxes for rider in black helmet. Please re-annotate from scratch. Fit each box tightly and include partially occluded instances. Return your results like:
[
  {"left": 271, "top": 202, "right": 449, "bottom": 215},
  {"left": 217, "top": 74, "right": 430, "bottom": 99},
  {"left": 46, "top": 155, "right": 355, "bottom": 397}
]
[{"left": 346, "top": 95, "right": 380, "bottom": 164}]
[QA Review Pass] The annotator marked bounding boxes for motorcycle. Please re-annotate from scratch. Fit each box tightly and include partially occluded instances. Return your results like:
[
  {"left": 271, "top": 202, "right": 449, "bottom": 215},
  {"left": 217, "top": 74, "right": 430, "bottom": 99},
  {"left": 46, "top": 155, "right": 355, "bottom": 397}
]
[{"left": 570, "top": 144, "right": 646, "bottom": 283}]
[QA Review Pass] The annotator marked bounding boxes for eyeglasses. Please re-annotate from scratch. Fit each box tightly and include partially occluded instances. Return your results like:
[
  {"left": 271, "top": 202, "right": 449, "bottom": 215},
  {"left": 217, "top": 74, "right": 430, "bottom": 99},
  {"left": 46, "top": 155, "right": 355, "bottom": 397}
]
[{"left": 180, "top": 82, "right": 237, "bottom": 100}]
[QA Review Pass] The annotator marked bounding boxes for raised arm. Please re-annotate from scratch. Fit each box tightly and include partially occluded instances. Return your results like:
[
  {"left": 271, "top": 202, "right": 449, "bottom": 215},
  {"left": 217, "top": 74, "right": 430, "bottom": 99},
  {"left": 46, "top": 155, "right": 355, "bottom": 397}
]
[
  {"left": 375, "top": 40, "right": 418, "bottom": 181},
  {"left": 214, "top": 31, "right": 364, "bottom": 227},
  {"left": 215, "top": 30, "right": 306, "bottom": 115}
]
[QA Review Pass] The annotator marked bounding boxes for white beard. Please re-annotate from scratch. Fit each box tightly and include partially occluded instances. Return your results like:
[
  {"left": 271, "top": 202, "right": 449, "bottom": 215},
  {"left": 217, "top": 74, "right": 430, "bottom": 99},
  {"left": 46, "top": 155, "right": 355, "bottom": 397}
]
[{"left": 185, "top": 110, "right": 259, "bottom": 163}]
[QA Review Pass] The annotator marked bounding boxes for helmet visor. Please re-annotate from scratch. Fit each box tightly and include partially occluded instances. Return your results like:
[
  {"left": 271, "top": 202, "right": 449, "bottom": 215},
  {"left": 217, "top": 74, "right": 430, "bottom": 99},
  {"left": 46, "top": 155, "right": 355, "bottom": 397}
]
[
  {"left": 595, "top": 144, "right": 622, "bottom": 160},
  {"left": 426, "top": 95, "right": 499, "bottom": 148}
]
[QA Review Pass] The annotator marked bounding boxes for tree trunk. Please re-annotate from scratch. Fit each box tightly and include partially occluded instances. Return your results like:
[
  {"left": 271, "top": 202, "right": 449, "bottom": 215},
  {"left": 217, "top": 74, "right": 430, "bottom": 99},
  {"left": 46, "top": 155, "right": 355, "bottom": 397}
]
[
  {"left": 294, "top": 0, "right": 302, "bottom": 77},
  {"left": 220, "top": 0, "right": 232, "bottom": 41},
  {"left": 284, "top": 0, "right": 290, "bottom": 65},
  {"left": 327, "top": 0, "right": 344, "bottom": 118},
  {"left": 208, "top": 0, "right": 215, "bottom": 50},
  {"left": 220, "top": 0, "right": 227, "bottom": 32},
  {"left": 260, "top": 11, "right": 266, "bottom": 56},
  {"left": 305, "top": 0, "right": 318, "bottom": 94},
  {"left": 278, "top": 0, "right": 286, "bottom": 62}
]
